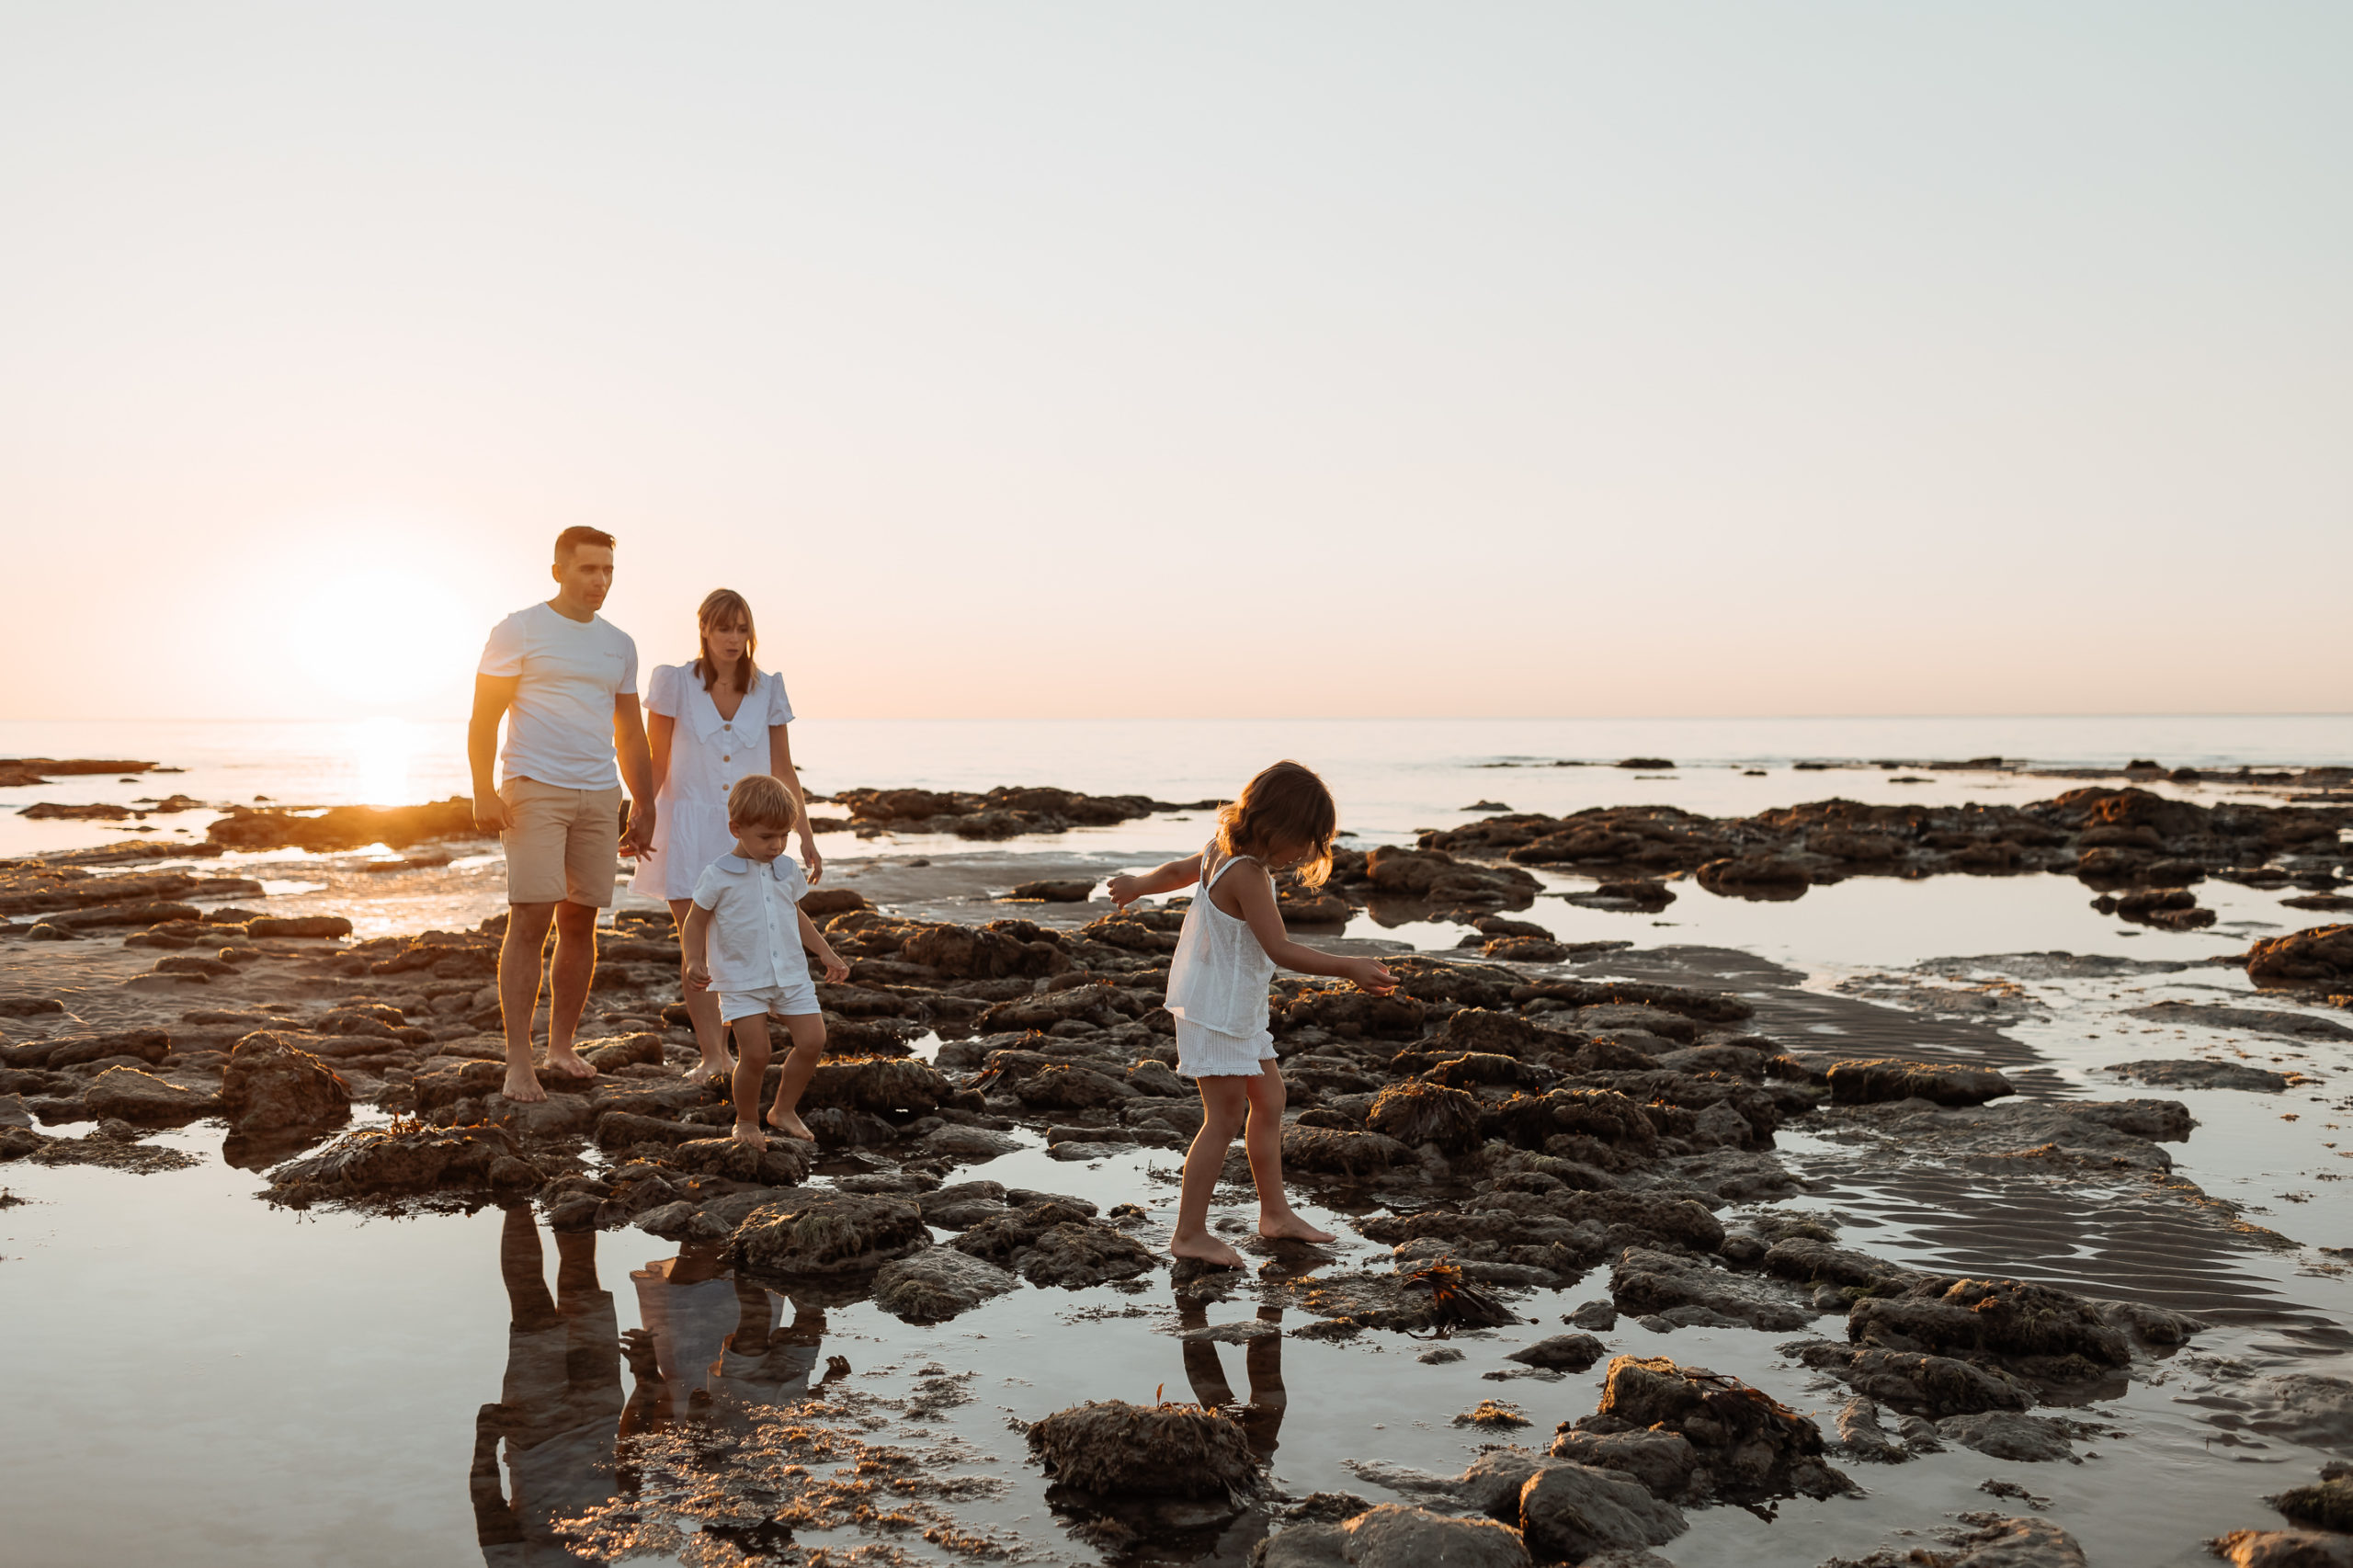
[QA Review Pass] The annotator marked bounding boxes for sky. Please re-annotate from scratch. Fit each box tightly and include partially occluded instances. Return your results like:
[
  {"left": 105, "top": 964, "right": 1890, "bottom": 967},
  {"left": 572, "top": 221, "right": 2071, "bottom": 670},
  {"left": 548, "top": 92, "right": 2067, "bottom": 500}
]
[{"left": 2, "top": 2, "right": 2347, "bottom": 722}]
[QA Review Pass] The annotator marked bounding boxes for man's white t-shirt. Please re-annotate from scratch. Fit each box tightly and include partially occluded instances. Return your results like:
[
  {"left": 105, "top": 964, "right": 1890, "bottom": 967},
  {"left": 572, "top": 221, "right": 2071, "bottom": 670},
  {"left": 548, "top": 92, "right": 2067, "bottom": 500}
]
[{"left": 477, "top": 603, "right": 640, "bottom": 790}]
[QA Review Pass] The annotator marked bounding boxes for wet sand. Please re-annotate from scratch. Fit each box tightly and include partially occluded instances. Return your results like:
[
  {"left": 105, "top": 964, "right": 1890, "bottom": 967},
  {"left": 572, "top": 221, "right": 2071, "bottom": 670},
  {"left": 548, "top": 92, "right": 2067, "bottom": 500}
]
[{"left": 5, "top": 801, "right": 2353, "bottom": 1567}]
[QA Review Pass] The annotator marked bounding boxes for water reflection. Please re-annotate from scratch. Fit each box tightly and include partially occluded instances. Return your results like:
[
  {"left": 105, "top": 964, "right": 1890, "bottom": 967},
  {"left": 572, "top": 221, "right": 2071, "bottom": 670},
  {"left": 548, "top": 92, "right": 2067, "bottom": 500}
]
[
  {"left": 628, "top": 1244, "right": 847, "bottom": 1430},
  {"left": 1175, "top": 1295, "right": 1287, "bottom": 1466},
  {"left": 472, "top": 1208, "right": 627, "bottom": 1566}
]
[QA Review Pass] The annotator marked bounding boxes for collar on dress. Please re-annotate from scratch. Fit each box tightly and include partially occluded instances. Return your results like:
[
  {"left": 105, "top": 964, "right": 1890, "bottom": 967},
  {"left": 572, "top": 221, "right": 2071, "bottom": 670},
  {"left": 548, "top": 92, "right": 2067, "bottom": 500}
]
[{"left": 686, "top": 670, "right": 754, "bottom": 744}]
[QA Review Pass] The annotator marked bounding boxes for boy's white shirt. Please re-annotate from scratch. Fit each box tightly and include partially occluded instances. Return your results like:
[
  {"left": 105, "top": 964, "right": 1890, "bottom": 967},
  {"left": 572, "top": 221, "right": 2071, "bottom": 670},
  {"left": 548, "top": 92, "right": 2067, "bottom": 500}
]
[{"left": 690, "top": 853, "right": 813, "bottom": 993}]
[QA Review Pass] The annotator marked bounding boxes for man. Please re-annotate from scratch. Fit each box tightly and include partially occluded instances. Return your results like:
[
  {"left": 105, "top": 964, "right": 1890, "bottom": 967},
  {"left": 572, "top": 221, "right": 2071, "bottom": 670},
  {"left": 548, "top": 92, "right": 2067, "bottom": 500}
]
[{"left": 470, "top": 527, "right": 656, "bottom": 1104}]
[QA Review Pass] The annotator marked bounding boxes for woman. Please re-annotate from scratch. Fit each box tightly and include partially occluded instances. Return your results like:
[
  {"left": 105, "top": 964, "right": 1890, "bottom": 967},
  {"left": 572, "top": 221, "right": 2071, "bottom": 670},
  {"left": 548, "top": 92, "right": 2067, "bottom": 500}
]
[{"left": 635, "top": 588, "right": 822, "bottom": 1082}]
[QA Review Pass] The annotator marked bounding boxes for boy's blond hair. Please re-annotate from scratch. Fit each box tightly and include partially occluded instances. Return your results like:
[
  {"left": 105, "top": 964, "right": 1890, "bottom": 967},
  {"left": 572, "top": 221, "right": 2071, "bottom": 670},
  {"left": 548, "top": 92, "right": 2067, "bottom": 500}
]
[{"left": 726, "top": 773, "right": 799, "bottom": 832}]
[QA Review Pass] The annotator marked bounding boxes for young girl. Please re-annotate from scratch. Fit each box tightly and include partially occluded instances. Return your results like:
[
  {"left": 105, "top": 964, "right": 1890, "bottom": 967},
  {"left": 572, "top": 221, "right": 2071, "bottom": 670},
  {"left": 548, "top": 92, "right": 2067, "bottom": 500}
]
[{"left": 1109, "top": 760, "right": 1394, "bottom": 1268}]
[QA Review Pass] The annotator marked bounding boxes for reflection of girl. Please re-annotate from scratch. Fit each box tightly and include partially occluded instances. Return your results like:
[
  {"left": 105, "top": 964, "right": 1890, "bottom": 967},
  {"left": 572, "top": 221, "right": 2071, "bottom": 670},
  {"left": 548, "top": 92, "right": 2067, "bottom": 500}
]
[
  {"left": 628, "top": 1252, "right": 845, "bottom": 1426},
  {"left": 634, "top": 589, "right": 822, "bottom": 1082}
]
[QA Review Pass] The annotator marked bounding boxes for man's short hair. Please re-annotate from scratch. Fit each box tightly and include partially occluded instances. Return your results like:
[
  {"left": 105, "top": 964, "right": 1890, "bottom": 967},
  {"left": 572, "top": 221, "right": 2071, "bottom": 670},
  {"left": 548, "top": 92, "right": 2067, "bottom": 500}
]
[
  {"left": 727, "top": 774, "right": 799, "bottom": 832},
  {"left": 554, "top": 526, "right": 617, "bottom": 562}
]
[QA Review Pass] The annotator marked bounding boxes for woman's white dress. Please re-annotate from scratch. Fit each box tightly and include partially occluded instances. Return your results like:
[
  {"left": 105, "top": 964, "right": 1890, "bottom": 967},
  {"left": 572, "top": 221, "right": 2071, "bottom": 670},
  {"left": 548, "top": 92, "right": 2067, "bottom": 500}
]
[{"left": 631, "top": 664, "right": 795, "bottom": 902}]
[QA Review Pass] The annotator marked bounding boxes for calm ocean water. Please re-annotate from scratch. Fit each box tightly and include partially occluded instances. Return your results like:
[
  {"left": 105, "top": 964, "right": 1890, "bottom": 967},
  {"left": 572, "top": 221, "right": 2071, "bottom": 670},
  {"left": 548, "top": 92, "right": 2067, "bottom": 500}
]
[{"left": 2, "top": 713, "right": 2347, "bottom": 862}]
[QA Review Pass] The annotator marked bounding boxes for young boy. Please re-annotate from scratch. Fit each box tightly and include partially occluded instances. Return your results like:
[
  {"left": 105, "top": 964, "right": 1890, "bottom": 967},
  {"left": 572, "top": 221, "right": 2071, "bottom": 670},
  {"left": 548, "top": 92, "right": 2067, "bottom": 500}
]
[{"left": 681, "top": 775, "right": 849, "bottom": 1148}]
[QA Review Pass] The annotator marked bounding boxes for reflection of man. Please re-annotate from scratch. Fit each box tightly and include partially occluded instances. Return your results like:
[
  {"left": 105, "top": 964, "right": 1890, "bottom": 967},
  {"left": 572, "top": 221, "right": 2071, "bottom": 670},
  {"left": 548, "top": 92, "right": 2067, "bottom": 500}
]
[
  {"left": 1177, "top": 1296, "right": 1287, "bottom": 1463},
  {"left": 468, "top": 527, "right": 657, "bottom": 1104},
  {"left": 470, "top": 1208, "right": 649, "bottom": 1566}
]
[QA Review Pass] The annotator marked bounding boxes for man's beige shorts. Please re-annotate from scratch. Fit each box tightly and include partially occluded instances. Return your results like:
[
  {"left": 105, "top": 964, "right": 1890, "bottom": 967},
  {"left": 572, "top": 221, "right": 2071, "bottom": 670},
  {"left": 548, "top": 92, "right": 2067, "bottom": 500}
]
[{"left": 499, "top": 778, "right": 624, "bottom": 908}]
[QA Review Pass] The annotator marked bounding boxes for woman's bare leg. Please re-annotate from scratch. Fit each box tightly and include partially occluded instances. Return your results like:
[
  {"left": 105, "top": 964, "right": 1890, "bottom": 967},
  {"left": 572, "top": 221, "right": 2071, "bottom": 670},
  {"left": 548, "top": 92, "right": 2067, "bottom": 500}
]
[
  {"left": 667, "top": 898, "right": 730, "bottom": 1082},
  {"left": 1172, "top": 1077, "right": 1250, "bottom": 1267},
  {"left": 1245, "top": 1061, "right": 1333, "bottom": 1243}
]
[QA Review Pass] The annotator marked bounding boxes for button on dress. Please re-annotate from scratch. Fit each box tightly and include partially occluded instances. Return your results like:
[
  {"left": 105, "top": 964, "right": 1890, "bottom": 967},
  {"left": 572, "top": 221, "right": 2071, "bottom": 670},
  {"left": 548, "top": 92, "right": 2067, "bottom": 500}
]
[{"left": 631, "top": 665, "right": 797, "bottom": 901}]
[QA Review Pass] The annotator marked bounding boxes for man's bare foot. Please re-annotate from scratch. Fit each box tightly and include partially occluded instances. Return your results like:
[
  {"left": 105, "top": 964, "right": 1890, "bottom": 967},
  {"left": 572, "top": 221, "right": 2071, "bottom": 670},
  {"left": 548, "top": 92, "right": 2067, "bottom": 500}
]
[
  {"left": 542, "top": 1045, "right": 597, "bottom": 1082},
  {"left": 764, "top": 1109, "right": 816, "bottom": 1142},
  {"left": 500, "top": 1065, "right": 548, "bottom": 1103},
  {"left": 1258, "top": 1213, "right": 1336, "bottom": 1244},
  {"left": 1171, "top": 1233, "right": 1248, "bottom": 1269},
  {"left": 730, "top": 1121, "right": 768, "bottom": 1150}
]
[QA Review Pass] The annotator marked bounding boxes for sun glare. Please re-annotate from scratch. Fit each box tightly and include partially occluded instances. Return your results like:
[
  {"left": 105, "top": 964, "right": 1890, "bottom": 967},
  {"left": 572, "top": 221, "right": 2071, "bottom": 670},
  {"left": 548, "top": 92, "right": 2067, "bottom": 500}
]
[
  {"left": 347, "top": 715, "right": 416, "bottom": 808},
  {"left": 267, "top": 518, "right": 489, "bottom": 714}
]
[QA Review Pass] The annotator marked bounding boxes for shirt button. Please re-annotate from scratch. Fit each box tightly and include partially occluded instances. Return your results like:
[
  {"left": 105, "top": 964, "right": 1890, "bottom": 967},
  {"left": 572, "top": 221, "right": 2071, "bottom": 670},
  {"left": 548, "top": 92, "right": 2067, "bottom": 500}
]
[{"left": 723, "top": 722, "right": 732, "bottom": 730}]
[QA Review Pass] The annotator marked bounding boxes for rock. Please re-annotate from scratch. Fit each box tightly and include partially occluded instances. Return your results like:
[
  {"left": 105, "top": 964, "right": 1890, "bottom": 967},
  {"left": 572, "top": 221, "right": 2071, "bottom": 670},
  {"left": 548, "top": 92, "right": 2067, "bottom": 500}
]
[
  {"left": 1848, "top": 1277, "right": 2131, "bottom": 1371},
  {"left": 267, "top": 1124, "right": 527, "bottom": 1198},
  {"left": 663, "top": 1136, "right": 812, "bottom": 1187},
  {"left": 1574, "top": 1355, "right": 1851, "bottom": 1503},
  {"left": 1281, "top": 1124, "right": 1415, "bottom": 1177},
  {"left": 1937, "top": 1411, "right": 2078, "bottom": 1462},
  {"left": 1568, "top": 1299, "right": 1620, "bottom": 1330},
  {"left": 1129, "top": 1059, "right": 1187, "bottom": 1096},
  {"left": 910, "top": 1124, "right": 1023, "bottom": 1162},
  {"left": 798, "top": 888, "right": 871, "bottom": 919},
  {"left": 221, "top": 1031, "right": 350, "bottom": 1134},
  {"left": 871, "top": 1247, "right": 1021, "bottom": 1323},
  {"left": 2268, "top": 1477, "right": 2353, "bottom": 1532},
  {"left": 1366, "top": 1080, "right": 1484, "bottom": 1153},
  {"left": 953, "top": 1200, "right": 1157, "bottom": 1287},
  {"left": 1610, "top": 1247, "right": 1813, "bottom": 1332},
  {"left": 730, "top": 1191, "right": 929, "bottom": 1275},
  {"left": 245, "top": 915, "right": 356, "bottom": 938},
  {"left": 1789, "top": 1343, "right": 2034, "bottom": 1417},
  {"left": 1029, "top": 1399, "right": 1256, "bottom": 1498},
  {"left": 1258, "top": 1505, "right": 1532, "bottom": 1568},
  {"left": 1547, "top": 1427, "right": 1701, "bottom": 1497},
  {"left": 1825, "top": 1059, "right": 2014, "bottom": 1107},
  {"left": 1006, "top": 880, "right": 1095, "bottom": 903},
  {"left": 2106, "top": 1058, "right": 2290, "bottom": 1092},
  {"left": 803, "top": 1055, "right": 949, "bottom": 1114},
  {"left": 2248, "top": 926, "right": 2353, "bottom": 986},
  {"left": 1518, "top": 1462, "right": 1688, "bottom": 1562},
  {"left": 1834, "top": 1397, "right": 1905, "bottom": 1462},
  {"left": 1507, "top": 1334, "right": 1607, "bottom": 1372},
  {"left": 2210, "top": 1532, "right": 2353, "bottom": 1568},
  {"left": 82, "top": 1067, "right": 212, "bottom": 1124}
]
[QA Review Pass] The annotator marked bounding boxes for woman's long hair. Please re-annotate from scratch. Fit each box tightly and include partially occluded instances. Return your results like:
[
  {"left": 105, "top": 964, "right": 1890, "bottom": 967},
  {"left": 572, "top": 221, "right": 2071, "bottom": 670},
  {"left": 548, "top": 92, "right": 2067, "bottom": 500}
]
[{"left": 693, "top": 588, "right": 757, "bottom": 694}]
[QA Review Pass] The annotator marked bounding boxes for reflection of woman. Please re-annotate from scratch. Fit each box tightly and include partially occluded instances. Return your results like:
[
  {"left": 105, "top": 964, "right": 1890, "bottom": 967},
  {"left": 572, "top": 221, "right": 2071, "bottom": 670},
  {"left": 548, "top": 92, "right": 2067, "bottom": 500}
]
[{"left": 634, "top": 589, "right": 821, "bottom": 1082}]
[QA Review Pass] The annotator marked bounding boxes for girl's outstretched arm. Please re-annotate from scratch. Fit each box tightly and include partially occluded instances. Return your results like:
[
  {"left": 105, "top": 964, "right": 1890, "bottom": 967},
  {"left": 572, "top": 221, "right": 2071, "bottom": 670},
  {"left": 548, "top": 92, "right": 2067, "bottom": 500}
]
[
  {"left": 1227, "top": 861, "right": 1394, "bottom": 994},
  {"left": 1108, "top": 853, "right": 1202, "bottom": 908}
]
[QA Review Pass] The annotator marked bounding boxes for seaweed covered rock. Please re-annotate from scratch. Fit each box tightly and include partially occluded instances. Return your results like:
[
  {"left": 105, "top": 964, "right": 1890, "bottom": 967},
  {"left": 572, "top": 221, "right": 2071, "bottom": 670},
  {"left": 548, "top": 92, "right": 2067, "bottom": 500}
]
[
  {"left": 2268, "top": 1475, "right": 2353, "bottom": 1533},
  {"left": 1366, "top": 1080, "right": 1484, "bottom": 1153},
  {"left": 1508, "top": 1334, "right": 1607, "bottom": 1372},
  {"left": 222, "top": 1031, "right": 351, "bottom": 1134},
  {"left": 1281, "top": 1124, "right": 1415, "bottom": 1178},
  {"left": 1610, "top": 1247, "right": 1814, "bottom": 1331},
  {"left": 2247, "top": 925, "right": 2353, "bottom": 987},
  {"left": 2209, "top": 1531, "right": 2353, "bottom": 1568},
  {"left": 951, "top": 1199, "right": 1156, "bottom": 1287},
  {"left": 1847, "top": 1277, "right": 2133, "bottom": 1377},
  {"left": 1518, "top": 1461, "right": 1688, "bottom": 1562},
  {"left": 1825, "top": 1059, "right": 2014, "bottom": 1107},
  {"left": 730, "top": 1191, "right": 929, "bottom": 1275},
  {"left": 1790, "top": 1342, "right": 2035, "bottom": 1417},
  {"left": 1259, "top": 1505, "right": 1532, "bottom": 1568},
  {"left": 801, "top": 1055, "right": 949, "bottom": 1115},
  {"left": 1569, "top": 1355, "right": 1852, "bottom": 1503},
  {"left": 662, "top": 1136, "right": 811, "bottom": 1187},
  {"left": 266, "top": 1123, "right": 532, "bottom": 1199},
  {"left": 871, "top": 1247, "right": 1020, "bottom": 1323},
  {"left": 1827, "top": 1514, "right": 2087, "bottom": 1568},
  {"left": 1029, "top": 1399, "right": 1257, "bottom": 1498}
]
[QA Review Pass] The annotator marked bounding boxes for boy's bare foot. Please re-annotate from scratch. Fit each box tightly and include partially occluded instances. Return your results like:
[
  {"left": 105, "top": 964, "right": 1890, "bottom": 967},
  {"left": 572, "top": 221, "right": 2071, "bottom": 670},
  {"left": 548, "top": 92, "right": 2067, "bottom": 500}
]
[
  {"left": 764, "top": 1110, "right": 816, "bottom": 1142},
  {"left": 1258, "top": 1214, "right": 1336, "bottom": 1244},
  {"left": 500, "top": 1065, "right": 547, "bottom": 1103},
  {"left": 730, "top": 1121, "right": 768, "bottom": 1150},
  {"left": 1171, "top": 1233, "right": 1248, "bottom": 1269},
  {"left": 542, "top": 1045, "right": 597, "bottom": 1082}
]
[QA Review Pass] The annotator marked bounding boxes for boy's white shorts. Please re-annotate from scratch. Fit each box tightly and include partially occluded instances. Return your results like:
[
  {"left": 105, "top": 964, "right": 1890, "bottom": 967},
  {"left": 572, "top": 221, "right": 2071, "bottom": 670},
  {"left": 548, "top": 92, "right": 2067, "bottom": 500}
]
[{"left": 719, "top": 977, "right": 821, "bottom": 1024}]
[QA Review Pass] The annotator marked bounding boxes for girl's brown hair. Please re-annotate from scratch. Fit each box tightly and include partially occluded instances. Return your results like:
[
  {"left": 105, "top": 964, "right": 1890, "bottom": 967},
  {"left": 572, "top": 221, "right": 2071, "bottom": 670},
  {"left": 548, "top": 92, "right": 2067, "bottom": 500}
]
[
  {"left": 693, "top": 588, "right": 758, "bottom": 695},
  {"left": 1216, "top": 760, "right": 1339, "bottom": 888}
]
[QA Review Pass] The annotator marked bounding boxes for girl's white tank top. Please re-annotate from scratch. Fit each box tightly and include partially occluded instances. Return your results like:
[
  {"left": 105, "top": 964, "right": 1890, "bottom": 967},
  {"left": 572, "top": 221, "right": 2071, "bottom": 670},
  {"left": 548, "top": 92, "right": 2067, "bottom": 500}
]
[{"left": 1164, "top": 845, "right": 1279, "bottom": 1038}]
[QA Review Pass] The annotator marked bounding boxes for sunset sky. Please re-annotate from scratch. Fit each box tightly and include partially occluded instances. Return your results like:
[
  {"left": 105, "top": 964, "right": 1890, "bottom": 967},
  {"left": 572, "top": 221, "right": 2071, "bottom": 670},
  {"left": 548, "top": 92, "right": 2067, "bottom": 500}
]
[{"left": 3, "top": 3, "right": 2346, "bottom": 722}]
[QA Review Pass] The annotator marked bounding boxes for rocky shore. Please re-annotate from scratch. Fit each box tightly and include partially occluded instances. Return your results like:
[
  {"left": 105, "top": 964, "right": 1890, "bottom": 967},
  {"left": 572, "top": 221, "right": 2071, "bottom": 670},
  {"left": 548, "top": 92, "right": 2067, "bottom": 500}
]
[{"left": 4, "top": 778, "right": 2351, "bottom": 1566}]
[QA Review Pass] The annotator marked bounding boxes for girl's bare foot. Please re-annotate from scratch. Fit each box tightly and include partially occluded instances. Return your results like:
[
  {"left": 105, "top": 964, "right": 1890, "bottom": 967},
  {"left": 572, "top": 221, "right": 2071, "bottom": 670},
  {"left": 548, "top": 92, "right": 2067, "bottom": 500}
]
[
  {"left": 499, "top": 1065, "right": 547, "bottom": 1103},
  {"left": 697, "top": 1051, "right": 733, "bottom": 1086},
  {"left": 1171, "top": 1233, "right": 1248, "bottom": 1269},
  {"left": 730, "top": 1121, "right": 768, "bottom": 1150},
  {"left": 764, "top": 1109, "right": 816, "bottom": 1142},
  {"left": 1259, "top": 1213, "right": 1336, "bottom": 1244}
]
